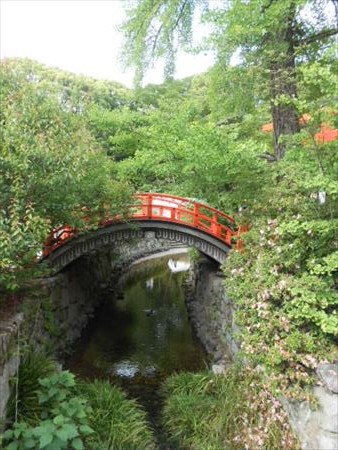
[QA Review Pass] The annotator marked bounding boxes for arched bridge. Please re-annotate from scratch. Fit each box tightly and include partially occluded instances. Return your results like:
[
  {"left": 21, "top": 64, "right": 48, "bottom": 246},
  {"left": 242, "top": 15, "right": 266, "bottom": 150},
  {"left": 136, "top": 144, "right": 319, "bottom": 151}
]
[{"left": 43, "top": 193, "right": 244, "bottom": 272}]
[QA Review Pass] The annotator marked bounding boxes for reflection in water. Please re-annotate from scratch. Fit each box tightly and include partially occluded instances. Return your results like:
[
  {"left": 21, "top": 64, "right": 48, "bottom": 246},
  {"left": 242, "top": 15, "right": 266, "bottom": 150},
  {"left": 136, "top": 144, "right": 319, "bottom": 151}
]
[
  {"left": 146, "top": 277, "right": 154, "bottom": 289},
  {"left": 65, "top": 252, "right": 207, "bottom": 427}
]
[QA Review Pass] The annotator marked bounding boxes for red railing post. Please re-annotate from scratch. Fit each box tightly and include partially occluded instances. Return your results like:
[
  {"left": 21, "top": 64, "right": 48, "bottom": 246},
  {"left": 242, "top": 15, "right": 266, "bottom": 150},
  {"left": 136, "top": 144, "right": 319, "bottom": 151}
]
[
  {"left": 226, "top": 230, "right": 233, "bottom": 247},
  {"left": 211, "top": 214, "right": 219, "bottom": 236},
  {"left": 147, "top": 194, "right": 152, "bottom": 219},
  {"left": 141, "top": 194, "right": 147, "bottom": 217},
  {"left": 193, "top": 204, "right": 199, "bottom": 226}
]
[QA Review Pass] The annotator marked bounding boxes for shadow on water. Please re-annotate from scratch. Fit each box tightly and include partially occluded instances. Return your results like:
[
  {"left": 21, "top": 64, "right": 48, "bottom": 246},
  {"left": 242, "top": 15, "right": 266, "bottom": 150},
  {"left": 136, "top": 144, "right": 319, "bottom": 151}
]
[{"left": 65, "top": 252, "right": 208, "bottom": 446}]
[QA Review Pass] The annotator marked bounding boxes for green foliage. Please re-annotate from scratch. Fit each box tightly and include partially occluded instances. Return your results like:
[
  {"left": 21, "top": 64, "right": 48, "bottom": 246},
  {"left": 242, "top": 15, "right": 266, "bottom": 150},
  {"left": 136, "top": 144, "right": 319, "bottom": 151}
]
[
  {"left": 224, "top": 142, "right": 338, "bottom": 393},
  {"left": 162, "top": 367, "right": 299, "bottom": 449},
  {"left": 3, "top": 371, "right": 93, "bottom": 450},
  {"left": 3, "top": 354, "right": 155, "bottom": 449},
  {"left": 0, "top": 59, "right": 132, "bottom": 293},
  {"left": 78, "top": 380, "right": 155, "bottom": 450},
  {"left": 121, "top": 0, "right": 203, "bottom": 84},
  {"left": 122, "top": 0, "right": 336, "bottom": 158},
  {"left": 117, "top": 78, "right": 268, "bottom": 211},
  {"left": 86, "top": 104, "right": 149, "bottom": 161}
]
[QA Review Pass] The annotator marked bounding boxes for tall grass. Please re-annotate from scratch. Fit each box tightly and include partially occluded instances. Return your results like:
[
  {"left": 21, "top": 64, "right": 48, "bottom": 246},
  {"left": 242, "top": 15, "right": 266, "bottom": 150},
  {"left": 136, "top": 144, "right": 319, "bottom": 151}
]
[
  {"left": 162, "top": 366, "right": 299, "bottom": 450},
  {"left": 79, "top": 380, "right": 156, "bottom": 450},
  {"left": 6, "top": 352, "right": 56, "bottom": 424}
]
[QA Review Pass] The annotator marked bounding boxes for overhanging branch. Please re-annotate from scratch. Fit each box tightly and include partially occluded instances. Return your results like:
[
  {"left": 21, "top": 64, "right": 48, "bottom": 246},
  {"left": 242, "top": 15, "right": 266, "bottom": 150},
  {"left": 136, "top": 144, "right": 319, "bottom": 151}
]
[{"left": 294, "top": 27, "right": 338, "bottom": 46}]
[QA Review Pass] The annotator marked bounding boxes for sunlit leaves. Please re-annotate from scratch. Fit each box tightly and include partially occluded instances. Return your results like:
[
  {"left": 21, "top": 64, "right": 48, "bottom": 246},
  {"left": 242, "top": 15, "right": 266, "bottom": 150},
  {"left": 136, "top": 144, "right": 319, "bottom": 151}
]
[
  {"left": 0, "top": 59, "right": 132, "bottom": 292},
  {"left": 121, "top": 0, "right": 206, "bottom": 84}
]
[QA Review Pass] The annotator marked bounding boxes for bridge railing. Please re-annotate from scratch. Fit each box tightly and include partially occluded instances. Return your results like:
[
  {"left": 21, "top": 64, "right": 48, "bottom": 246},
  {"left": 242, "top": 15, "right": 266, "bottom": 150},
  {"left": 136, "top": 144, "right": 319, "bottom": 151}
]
[
  {"left": 127, "top": 193, "right": 235, "bottom": 246},
  {"left": 43, "top": 193, "right": 242, "bottom": 258}
]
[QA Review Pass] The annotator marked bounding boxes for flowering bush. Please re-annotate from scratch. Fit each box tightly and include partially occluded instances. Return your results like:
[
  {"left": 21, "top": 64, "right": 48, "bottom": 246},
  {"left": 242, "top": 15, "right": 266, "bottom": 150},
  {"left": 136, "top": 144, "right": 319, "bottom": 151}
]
[{"left": 225, "top": 148, "right": 338, "bottom": 397}]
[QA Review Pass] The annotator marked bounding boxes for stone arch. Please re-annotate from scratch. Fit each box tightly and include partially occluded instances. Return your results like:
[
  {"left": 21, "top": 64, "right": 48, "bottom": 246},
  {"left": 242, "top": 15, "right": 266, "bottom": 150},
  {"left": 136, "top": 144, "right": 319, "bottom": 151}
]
[{"left": 46, "top": 221, "right": 231, "bottom": 273}]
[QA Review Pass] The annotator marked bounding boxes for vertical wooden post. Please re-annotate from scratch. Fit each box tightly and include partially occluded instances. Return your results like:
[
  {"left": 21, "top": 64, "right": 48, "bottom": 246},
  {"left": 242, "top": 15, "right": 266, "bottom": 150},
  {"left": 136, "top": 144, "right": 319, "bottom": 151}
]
[
  {"left": 226, "top": 230, "right": 232, "bottom": 247},
  {"left": 141, "top": 194, "right": 147, "bottom": 217},
  {"left": 193, "top": 204, "right": 199, "bottom": 226},
  {"left": 211, "top": 214, "right": 218, "bottom": 235},
  {"left": 147, "top": 194, "right": 152, "bottom": 218}
]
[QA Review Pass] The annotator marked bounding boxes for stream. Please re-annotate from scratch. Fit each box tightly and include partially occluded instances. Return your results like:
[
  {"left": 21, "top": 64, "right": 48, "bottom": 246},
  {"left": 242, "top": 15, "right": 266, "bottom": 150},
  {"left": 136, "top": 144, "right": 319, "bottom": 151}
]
[{"left": 65, "top": 251, "right": 207, "bottom": 437}]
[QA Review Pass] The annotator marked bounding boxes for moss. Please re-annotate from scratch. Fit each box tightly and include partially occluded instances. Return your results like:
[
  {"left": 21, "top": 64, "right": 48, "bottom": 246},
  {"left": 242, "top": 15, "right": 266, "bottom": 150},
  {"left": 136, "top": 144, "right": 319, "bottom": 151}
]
[{"left": 42, "top": 296, "right": 62, "bottom": 339}]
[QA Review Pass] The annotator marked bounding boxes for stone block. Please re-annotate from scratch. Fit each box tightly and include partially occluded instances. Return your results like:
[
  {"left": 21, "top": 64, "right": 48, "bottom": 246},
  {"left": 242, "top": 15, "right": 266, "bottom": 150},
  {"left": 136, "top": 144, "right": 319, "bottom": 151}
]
[
  {"left": 282, "top": 386, "right": 338, "bottom": 450},
  {"left": 317, "top": 363, "right": 338, "bottom": 394}
]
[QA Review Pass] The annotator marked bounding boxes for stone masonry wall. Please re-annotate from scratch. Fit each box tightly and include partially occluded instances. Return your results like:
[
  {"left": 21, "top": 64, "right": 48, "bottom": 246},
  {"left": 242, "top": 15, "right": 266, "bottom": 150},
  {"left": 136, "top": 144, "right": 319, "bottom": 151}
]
[
  {"left": 0, "top": 313, "right": 24, "bottom": 425},
  {"left": 184, "top": 256, "right": 240, "bottom": 370},
  {"left": 282, "top": 363, "right": 338, "bottom": 450},
  {"left": 23, "top": 253, "right": 111, "bottom": 356}
]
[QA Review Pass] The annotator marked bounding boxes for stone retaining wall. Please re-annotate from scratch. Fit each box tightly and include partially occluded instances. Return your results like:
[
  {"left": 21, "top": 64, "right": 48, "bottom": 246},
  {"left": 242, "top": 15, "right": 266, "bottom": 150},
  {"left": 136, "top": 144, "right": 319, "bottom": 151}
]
[
  {"left": 282, "top": 363, "right": 338, "bottom": 450},
  {"left": 184, "top": 256, "right": 239, "bottom": 369},
  {"left": 0, "top": 313, "right": 24, "bottom": 424}
]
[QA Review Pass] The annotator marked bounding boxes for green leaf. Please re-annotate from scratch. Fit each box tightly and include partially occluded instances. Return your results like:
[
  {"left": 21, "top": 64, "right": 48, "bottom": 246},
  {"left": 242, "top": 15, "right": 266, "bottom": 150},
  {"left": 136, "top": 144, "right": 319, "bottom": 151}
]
[
  {"left": 39, "top": 432, "right": 53, "bottom": 448},
  {"left": 71, "top": 437, "right": 84, "bottom": 450},
  {"left": 38, "top": 392, "right": 49, "bottom": 404},
  {"left": 56, "top": 427, "right": 70, "bottom": 442},
  {"left": 79, "top": 424, "right": 94, "bottom": 435},
  {"left": 6, "top": 442, "right": 19, "bottom": 450},
  {"left": 23, "top": 438, "right": 36, "bottom": 449},
  {"left": 53, "top": 415, "right": 65, "bottom": 426},
  {"left": 2, "top": 429, "right": 14, "bottom": 439},
  {"left": 59, "top": 423, "right": 78, "bottom": 440}
]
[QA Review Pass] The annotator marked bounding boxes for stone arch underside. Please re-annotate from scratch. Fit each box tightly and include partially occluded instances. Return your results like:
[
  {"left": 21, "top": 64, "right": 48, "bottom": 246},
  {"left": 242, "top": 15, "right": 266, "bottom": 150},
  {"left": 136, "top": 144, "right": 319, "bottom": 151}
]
[{"left": 46, "top": 221, "right": 231, "bottom": 272}]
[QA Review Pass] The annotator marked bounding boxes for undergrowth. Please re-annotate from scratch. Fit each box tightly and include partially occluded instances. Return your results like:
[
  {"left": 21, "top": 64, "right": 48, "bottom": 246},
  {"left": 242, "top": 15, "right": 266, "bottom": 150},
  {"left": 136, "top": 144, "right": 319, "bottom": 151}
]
[
  {"left": 78, "top": 380, "right": 156, "bottom": 450},
  {"left": 224, "top": 152, "right": 338, "bottom": 399},
  {"left": 162, "top": 366, "right": 300, "bottom": 450},
  {"left": 2, "top": 353, "right": 155, "bottom": 450},
  {"left": 6, "top": 352, "right": 56, "bottom": 424}
]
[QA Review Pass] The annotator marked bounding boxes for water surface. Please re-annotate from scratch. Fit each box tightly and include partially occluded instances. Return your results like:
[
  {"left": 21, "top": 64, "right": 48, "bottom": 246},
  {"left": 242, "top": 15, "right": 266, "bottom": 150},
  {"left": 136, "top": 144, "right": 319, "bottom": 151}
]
[{"left": 65, "top": 252, "right": 207, "bottom": 428}]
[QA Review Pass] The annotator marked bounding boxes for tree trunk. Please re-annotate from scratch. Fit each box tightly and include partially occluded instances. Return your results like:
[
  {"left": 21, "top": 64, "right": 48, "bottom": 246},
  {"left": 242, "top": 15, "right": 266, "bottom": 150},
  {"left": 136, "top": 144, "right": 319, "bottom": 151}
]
[
  {"left": 270, "top": 60, "right": 299, "bottom": 160},
  {"left": 270, "top": 5, "right": 299, "bottom": 160}
]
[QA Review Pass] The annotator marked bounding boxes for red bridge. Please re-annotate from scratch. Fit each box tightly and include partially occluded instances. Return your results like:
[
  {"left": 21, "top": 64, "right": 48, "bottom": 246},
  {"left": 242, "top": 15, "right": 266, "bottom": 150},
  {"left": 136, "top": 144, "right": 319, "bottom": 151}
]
[{"left": 44, "top": 193, "right": 245, "bottom": 271}]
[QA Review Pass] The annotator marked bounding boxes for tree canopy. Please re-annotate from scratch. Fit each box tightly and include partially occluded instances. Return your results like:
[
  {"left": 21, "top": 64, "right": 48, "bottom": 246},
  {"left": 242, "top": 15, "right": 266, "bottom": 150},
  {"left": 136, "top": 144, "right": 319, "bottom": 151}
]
[
  {"left": 121, "top": 0, "right": 338, "bottom": 158},
  {"left": 0, "top": 59, "right": 132, "bottom": 291}
]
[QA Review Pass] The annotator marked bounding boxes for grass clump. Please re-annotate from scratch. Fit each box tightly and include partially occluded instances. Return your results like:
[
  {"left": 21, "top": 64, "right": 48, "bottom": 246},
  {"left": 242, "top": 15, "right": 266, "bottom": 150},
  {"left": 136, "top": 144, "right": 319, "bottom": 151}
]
[
  {"left": 79, "top": 380, "right": 156, "bottom": 450},
  {"left": 5, "top": 352, "right": 155, "bottom": 449},
  {"left": 162, "top": 366, "right": 300, "bottom": 450},
  {"left": 7, "top": 351, "right": 56, "bottom": 424}
]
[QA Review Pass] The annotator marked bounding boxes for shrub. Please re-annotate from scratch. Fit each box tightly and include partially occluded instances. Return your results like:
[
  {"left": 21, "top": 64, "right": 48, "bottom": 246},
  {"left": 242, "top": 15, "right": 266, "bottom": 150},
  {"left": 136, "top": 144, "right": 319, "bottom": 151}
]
[{"left": 3, "top": 371, "right": 93, "bottom": 450}]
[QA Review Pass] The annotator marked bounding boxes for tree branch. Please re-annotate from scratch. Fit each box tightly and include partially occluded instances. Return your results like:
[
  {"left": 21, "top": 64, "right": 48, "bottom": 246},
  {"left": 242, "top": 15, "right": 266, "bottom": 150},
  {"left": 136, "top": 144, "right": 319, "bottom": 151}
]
[
  {"left": 151, "top": 24, "right": 163, "bottom": 57},
  {"left": 294, "top": 27, "right": 338, "bottom": 46},
  {"left": 173, "top": 0, "right": 190, "bottom": 32},
  {"left": 261, "top": 0, "right": 277, "bottom": 14}
]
